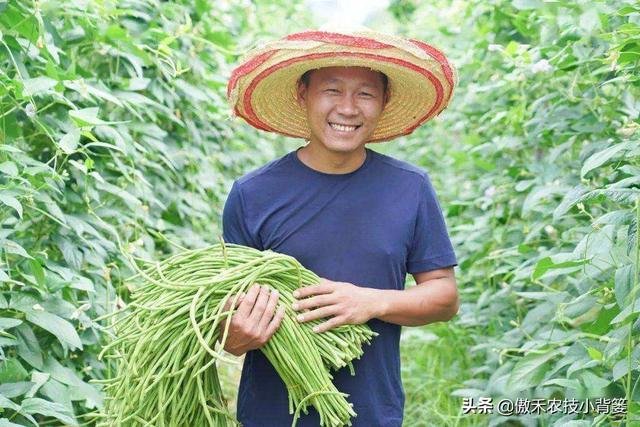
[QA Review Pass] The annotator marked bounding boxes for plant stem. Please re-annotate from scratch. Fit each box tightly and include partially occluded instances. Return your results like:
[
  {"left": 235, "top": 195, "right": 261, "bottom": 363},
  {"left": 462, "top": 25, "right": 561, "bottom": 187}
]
[{"left": 625, "top": 197, "right": 640, "bottom": 423}]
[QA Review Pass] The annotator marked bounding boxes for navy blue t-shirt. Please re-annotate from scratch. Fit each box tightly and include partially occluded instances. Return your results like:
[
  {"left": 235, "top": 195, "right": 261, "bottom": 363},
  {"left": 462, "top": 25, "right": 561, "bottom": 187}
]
[{"left": 222, "top": 147, "right": 457, "bottom": 427}]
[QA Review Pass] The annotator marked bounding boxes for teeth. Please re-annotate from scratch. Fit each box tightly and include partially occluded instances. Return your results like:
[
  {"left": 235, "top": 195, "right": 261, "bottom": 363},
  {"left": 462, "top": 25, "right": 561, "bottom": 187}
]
[{"left": 330, "top": 123, "right": 358, "bottom": 132}]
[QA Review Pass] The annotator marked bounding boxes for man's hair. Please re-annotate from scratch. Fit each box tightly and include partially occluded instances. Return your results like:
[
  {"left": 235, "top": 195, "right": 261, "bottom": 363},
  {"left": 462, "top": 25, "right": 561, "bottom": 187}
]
[{"left": 298, "top": 69, "right": 389, "bottom": 100}]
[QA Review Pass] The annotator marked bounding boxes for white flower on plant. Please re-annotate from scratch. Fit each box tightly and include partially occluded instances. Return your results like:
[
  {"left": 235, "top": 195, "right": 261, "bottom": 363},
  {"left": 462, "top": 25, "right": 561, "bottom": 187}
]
[
  {"left": 70, "top": 303, "right": 91, "bottom": 320},
  {"left": 616, "top": 122, "right": 638, "bottom": 138},
  {"left": 544, "top": 224, "right": 558, "bottom": 239},
  {"left": 116, "top": 296, "right": 127, "bottom": 309},
  {"left": 531, "top": 59, "right": 553, "bottom": 74},
  {"left": 488, "top": 44, "right": 502, "bottom": 52},
  {"left": 484, "top": 185, "right": 497, "bottom": 198},
  {"left": 32, "top": 304, "right": 45, "bottom": 311},
  {"left": 25, "top": 102, "right": 36, "bottom": 118}
]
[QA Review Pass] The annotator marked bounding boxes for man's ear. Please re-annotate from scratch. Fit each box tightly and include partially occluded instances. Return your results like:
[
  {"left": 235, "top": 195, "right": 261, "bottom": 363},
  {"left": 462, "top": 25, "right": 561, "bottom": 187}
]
[{"left": 296, "top": 81, "right": 307, "bottom": 109}]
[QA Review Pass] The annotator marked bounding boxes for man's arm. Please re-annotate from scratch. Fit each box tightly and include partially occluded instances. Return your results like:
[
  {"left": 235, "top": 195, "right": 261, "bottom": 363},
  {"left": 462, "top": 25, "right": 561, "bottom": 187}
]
[
  {"left": 219, "top": 182, "right": 284, "bottom": 355},
  {"left": 292, "top": 267, "right": 459, "bottom": 333},
  {"left": 375, "top": 267, "right": 459, "bottom": 326}
]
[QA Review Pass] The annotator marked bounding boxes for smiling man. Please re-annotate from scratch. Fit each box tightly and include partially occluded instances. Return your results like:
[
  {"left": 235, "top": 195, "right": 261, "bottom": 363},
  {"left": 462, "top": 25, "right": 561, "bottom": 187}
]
[{"left": 223, "top": 29, "right": 459, "bottom": 427}]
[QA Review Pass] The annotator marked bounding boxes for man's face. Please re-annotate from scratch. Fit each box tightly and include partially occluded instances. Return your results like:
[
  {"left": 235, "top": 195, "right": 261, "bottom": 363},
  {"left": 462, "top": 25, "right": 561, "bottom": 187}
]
[{"left": 296, "top": 66, "right": 387, "bottom": 153}]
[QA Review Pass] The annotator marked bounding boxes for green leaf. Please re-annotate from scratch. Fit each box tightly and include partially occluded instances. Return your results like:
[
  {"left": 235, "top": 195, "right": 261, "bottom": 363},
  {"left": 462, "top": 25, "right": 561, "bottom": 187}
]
[
  {"left": 0, "top": 359, "right": 29, "bottom": 383},
  {"left": 70, "top": 276, "right": 94, "bottom": 292},
  {"left": 0, "top": 395, "right": 19, "bottom": 411},
  {"left": 613, "top": 358, "right": 631, "bottom": 381},
  {"left": 56, "top": 238, "right": 83, "bottom": 270},
  {"left": 42, "top": 356, "right": 83, "bottom": 387},
  {"left": 505, "top": 40, "right": 520, "bottom": 55},
  {"left": 615, "top": 264, "right": 635, "bottom": 309},
  {"left": 68, "top": 380, "right": 103, "bottom": 409},
  {"left": 0, "top": 144, "right": 22, "bottom": 153},
  {"left": 0, "top": 337, "right": 17, "bottom": 346},
  {"left": 0, "top": 161, "right": 18, "bottom": 176},
  {"left": 86, "top": 83, "right": 123, "bottom": 106},
  {"left": 579, "top": 370, "right": 610, "bottom": 396},
  {"left": 40, "top": 378, "right": 72, "bottom": 417},
  {"left": 43, "top": 30, "right": 60, "bottom": 64},
  {"left": 512, "top": 0, "right": 543, "bottom": 10},
  {"left": 611, "top": 297, "right": 640, "bottom": 324},
  {"left": 553, "top": 184, "right": 588, "bottom": 220},
  {"left": 28, "top": 259, "right": 46, "bottom": 289},
  {"left": 58, "top": 129, "right": 80, "bottom": 154},
  {"left": 21, "top": 77, "right": 57, "bottom": 97},
  {"left": 593, "top": 210, "right": 634, "bottom": 227},
  {"left": 1, "top": 240, "right": 33, "bottom": 259},
  {"left": 0, "top": 418, "right": 24, "bottom": 426},
  {"left": 0, "top": 318, "right": 22, "bottom": 330},
  {"left": 578, "top": 9, "right": 601, "bottom": 34},
  {"left": 95, "top": 181, "right": 142, "bottom": 207},
  {"left": 0, "top": 8, "right": 38, "bottom": 42},
  {"left": 26, "top": 312, "right": 82, "bottom": 350},
  {"left": 20, "top": 397, "right": 77, "bottom": 426},
  {"left": 175, "top": 79, "right": 209, "bottom": 102},
  {"left": 560, "top": 422, "right": 592, "bottom": 427},
  {"left": 581, "top": 142, "right": 633, "bottom": 178},
  {"left": 581, "top": 305, "right": 619, "bottom": 335},
  {"left": 83, "top": 141, "right": 125, "bottom": 154},
  {"left": 26, "top": 372, "right": 49, "bottom": 398},
  {"left": 68, "top": 107, "right": 106, "bottom": 126},
  {"left": 0, "top": 382, "right": 32, "bottom": 398},
  {"left": 522, "top": 185, "right": 566, "bottom": 214},
  {"left": 532, "top": 256, "right": 589, "bottom": 280},
  {"left": 541, "top": 378, "right": 580, "bottom": 389},
  {"left": 0, "top": 193, "right": 22, "bottom": 218},
  {"left": 619, "top": 42, "right": 640, "bottom": 64},
  {"left": 617, "top": 5, "right": 640, "bottom": 16},
  {"left": 586, "top": 347, "right": 602, "bottom": 361},
  {"left": 506, "top": 350, "right": 558, "bottom": 392},
  {"left": 15, "top": 324, "right": 43, "bottom": 369}
]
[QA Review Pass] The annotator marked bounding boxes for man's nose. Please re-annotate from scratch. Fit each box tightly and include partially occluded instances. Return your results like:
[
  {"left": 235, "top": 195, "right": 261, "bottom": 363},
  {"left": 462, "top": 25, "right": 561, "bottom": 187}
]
[{"left": 335, "top": 94, "right": 358, "bottom": 116}]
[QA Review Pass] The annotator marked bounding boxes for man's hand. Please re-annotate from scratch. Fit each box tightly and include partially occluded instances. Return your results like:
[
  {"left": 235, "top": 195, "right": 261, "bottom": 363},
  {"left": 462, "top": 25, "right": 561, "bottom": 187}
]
[
  {"left": 218, "top": 284, "right": 285, "bottom": 356},
  {"left": 291, "top": 278, "right": 380, "bottom": 333}
]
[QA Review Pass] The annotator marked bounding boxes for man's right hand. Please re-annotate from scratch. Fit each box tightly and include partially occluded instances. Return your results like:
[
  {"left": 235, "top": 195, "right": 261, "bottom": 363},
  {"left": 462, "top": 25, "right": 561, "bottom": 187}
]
[{"left": 218, "top": 283, "right": 286, "bottom": 356}]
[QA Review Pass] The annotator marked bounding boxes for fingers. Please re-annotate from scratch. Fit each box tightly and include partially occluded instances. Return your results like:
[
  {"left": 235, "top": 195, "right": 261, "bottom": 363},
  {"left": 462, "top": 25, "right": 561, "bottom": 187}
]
[
  {"left": 292, "top": 294, "right": 331, "bottom": 311},
  {"left": 257, "top": 288, "right": 279, "bottom": 332},
  {"left": 313, "top": 316, "right": 344, "bottom": 333},
  {"left": 293, "top": 282, "right": 333, "bottom": 299},
  {"left": 247, "top": 285, "right": 271, "bottom": 324},
  {"left": 236, "top": 284, "right": 261, "bottom": 318},
  {"left": 219, "top": 293, "right": 244, "bottom": 332},
  {"left": 223, "top": 292, "right": 245, "bottom": 312},
  {"left": 264, "top": 305, "right": 286, "bottom": 338},
  {"left": 296, "top": 305, "right": 338, "bottom": 323}
]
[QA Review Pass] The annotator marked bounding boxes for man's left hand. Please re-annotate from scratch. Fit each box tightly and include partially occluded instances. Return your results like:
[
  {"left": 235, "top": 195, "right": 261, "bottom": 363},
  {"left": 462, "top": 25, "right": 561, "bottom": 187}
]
[{"left": 291, "top": 278, "right": 380, "bottom": 333}]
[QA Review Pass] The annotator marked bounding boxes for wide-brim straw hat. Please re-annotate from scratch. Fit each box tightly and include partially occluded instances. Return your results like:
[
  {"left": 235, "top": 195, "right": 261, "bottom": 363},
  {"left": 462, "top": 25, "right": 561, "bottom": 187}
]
[{"left": 227, "top": 28, "right": 458, "bottom": 142}]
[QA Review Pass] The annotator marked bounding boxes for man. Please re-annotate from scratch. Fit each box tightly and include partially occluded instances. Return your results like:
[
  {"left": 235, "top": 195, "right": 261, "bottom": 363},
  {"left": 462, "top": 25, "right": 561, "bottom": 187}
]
[{"left": 222, "top": 29, "right": 459, "bottom": 427}]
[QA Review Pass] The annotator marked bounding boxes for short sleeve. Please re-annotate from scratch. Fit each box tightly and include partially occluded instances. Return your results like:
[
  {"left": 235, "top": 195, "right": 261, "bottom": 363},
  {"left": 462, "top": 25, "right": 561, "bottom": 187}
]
[
  {"left": 222, "top": 181, "right": 261, "bottom": 249},
  {"left": 406, "top": 174, "right": 458, "bottom": 274}
]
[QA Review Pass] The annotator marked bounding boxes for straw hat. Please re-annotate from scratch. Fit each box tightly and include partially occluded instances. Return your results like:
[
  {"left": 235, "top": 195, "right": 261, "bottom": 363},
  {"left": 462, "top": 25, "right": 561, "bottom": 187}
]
[{"left": 227, "top": 28, "right": 458, "bottom": 142}]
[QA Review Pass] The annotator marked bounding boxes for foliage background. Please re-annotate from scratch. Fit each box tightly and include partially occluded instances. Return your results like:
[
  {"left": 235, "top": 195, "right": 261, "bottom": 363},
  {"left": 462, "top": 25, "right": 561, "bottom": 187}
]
[{"left": 0, "top": 0, "right": 638, "bottom": 426}]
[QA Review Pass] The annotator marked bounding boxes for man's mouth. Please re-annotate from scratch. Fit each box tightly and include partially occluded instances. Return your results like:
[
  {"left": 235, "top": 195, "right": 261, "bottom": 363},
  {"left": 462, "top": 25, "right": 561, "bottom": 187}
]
[{"left": 328, "top": 122, "right": 361, "bottom": 132}]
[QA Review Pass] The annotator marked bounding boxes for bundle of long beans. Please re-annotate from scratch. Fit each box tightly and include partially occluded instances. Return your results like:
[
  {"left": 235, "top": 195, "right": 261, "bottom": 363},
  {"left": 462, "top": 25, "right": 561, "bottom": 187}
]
[{"left": 94, "top": 242, "right": 377, "bottom": 427}]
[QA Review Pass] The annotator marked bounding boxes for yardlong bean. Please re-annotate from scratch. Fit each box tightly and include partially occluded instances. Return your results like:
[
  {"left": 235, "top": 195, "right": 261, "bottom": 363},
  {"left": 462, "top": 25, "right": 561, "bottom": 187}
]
[{"left": 95, "top": 242, "right": 377, "bottom": 427}]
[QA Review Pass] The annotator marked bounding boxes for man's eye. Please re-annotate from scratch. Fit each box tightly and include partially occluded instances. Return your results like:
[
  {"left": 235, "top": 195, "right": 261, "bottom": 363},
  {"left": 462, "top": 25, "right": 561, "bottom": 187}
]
[
  {"left": 360, "top": 92, "right": 373, "bottom": 97},
  {"left": 325, "top": 88, "right": 339, "bottom": 93}
]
